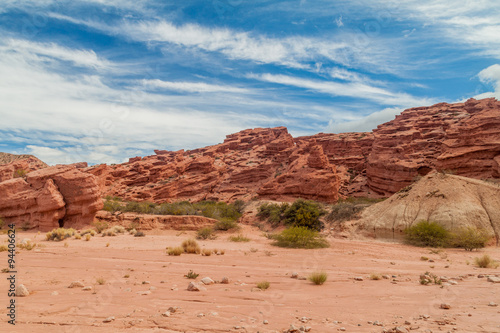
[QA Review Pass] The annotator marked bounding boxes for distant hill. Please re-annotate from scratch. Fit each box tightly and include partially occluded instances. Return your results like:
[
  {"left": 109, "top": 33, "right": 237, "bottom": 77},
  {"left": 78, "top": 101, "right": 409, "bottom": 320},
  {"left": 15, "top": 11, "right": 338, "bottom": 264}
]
[
  {"left": 0, "top": 152, "right": 48, "bottom": 182},
  {"left": 0, "top": 152, "right": 47, "bottom": 166}
]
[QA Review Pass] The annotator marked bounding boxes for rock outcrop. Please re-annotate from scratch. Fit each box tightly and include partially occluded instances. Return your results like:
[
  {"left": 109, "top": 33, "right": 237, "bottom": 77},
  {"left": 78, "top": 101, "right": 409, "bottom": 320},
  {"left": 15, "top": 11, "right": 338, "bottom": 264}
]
[
  {"left": 0, "top": 165, "right": 103, "bottom": 230},
  {"left": 355, "top": 172, "right": 500, "bottom": 243},
  {"left": 94, "top": 211, "right": 217, "bottom": 231},
  {"left": 0, "top": 153, "right": 48, "bottom": 182},
  {"left": 87, "top": 127, "right": 341, "bottom": 203}
]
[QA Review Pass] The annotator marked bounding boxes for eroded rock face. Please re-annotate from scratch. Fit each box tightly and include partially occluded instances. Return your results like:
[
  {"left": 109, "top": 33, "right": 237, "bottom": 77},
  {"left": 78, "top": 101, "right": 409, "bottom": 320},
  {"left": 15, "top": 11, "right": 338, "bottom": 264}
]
[
  {"left": 0, "top": 154, "right": 48, "bottom": 182},
  {"left": 88, "top": 127, "right": 341, "bottom": 203},
  {"left": 0, "top": 165, "right": 103, "bottom": 230},
  {"left": 356, "top": 172, "right": 500, "bottom": 243}
]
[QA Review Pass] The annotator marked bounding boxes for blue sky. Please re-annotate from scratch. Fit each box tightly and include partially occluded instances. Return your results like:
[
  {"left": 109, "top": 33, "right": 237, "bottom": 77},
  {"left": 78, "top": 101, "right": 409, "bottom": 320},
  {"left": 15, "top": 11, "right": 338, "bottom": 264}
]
[{"left": 1, "top": 0, "right": 499, "bottom": 165}]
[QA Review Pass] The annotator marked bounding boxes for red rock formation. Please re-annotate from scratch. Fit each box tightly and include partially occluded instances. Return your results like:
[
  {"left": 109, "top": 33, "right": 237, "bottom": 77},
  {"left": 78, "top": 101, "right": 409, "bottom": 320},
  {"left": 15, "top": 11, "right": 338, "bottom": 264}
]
[
  {"left": 0, "top": 154, "right": 48, "bottom": 182},
  {"left": 86, "top": 98, "right": 500, "bottom": 202},
  {"left": 0, "top": 165, "right": 103, "bottom": 230},
  {"left": 87, "top": 127, "right": 341, "bottom": 203}
]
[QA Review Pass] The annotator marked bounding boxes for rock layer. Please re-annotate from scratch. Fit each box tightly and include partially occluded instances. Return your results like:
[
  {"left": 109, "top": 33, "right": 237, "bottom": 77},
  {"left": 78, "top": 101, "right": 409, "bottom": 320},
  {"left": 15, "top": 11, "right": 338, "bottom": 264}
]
[
  {"left": 0, "top": 154, "right": 48, "bottom": 182},
  {"left": 0, "top": 165, "right": 103, "bottom": 230}
]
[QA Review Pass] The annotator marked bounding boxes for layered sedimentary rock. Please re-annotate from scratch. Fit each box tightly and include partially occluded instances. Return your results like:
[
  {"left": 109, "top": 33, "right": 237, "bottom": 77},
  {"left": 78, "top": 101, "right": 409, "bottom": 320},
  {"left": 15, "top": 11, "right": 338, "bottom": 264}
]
[
  {"left": 0, "top": 165, "right": 103, "bottom": 230},
  {"left": 0, "top": 153, "right": 48, "bottom": 182},
  {"left": 87, "top": 127, "right": 341, "bottom": 203},
  {"left": 366, "top": 98, "right": 500, "bottom": 195},
  {"left": 356, "top": 172, "right": 500, "bottom": 244},
  {"left": 95, "top": 211, "right": 217, "bottom": 230}
]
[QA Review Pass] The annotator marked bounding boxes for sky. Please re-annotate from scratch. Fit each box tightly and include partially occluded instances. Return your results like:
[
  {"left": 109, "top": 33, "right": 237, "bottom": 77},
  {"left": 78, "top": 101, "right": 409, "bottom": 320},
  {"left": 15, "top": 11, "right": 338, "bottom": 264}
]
[{"left": 1, "top": 0, "right": 499, "bottom": 165}]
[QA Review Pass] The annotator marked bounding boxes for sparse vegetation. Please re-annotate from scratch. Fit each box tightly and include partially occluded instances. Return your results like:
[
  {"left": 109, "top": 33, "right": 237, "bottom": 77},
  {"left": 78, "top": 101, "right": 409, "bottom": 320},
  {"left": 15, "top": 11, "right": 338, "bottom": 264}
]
[
  {"left": 405, "top": 220, "right": 451, "bottom": 247},
  {"left": 228, "top": 234, "right": 250, "bottom": 242},
  {"left": 257, "top": 199, "right": 326, "bottom": 230},
  {"left": 452, "top": 227, "right": 491, "bottom": 251},
  {"left": 196, "top": 227, "right": 216, "bottom": 240},
  {"left": 0, "top": 245, "right": 8, "bottom": 252},
  {"left": 185, "top": 270, "right": 199, "bottom": 279},
  {"left": 81, "top": 229, "right": 96, "bottom": 237},
  {"left": 326, "top": 197, "right": 382, "bottom": 223},
  {"left": 420, "top": 256, "right": 429, "bottom": 261},
  {"left": 270, "top": 226, "right": 329, "bottom": 249},
  {"left": 167, "top": 246, "right": 184, "bottom": 256},
  {"left": 369, "top": 273, "right": 382, "bottom": 280},
  {"left": 182, "top": 239, "right": 201, "bottom": 254},
  {"left": 85, "top": 234, "right": 91, "bottom": 241},
  {"left": 257, "top": 202, "right": 290, "bottom": 225},
  {"left": 419, "top": 272, "right": 442, "bottom": 285},
  {"left": 256, "top": 281, "right": 270, "bottom": 290},
  {"left": 93, "top": 221, "right": 109, "bottom": 234},
  {"left": 201, "top": 248, "right": 212, "bottom": 256},
  {"left": 308, "top": 271, "right": 328, "bottom": 285},
  {"left": 74, "top": 234, "right": 82, "bottom": 240},
  {"left": 19, "top": 240, "right": 36, "bottom": 250},
  {"left": 474, "top": 254, "right": 499, "bottom": 268},
  {"left": 96, "top": 277, "right": 106, "bottom": 285},
  {"left": 214, "top": 218, "right": 239, "bottom": 231},
  {"left": 46, "top": 228, "right": 77, "bottom": 241},
  {"left": 134, "top": 231, "right": 145, "bottom": 237},
  {"left": 13, "top": 168, "right": 27, "bottom": 178}
]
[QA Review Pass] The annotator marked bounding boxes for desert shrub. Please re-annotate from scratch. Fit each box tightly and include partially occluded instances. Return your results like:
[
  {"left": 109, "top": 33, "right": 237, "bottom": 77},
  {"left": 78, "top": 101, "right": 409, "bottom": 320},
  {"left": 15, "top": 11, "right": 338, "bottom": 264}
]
[
  {"left": 124, "top": 201, "right": 157, "bottom": 214},
  {"left": 134, "top": 231, "right": 145, "bottom": 237},
  {"left": 419, "top": 272, "right": 442, "bottom": 285},
  {"left": 474, "top": 254, "right": 499, "bottom": 268},
  {"left": 0, "top": 245, "right": 8, "bottom": 252},
  {"left": 93, "top": 221, "right": 109, "bottom": 234},
  {"left": 201, "top": 248, "right": 212, "bottom": 256},
  {"left": 196, "top": 227, "right": 216, "bottom": 240},
  {"left": 110, "top": 225, "right": 126, "bottom": 234},
  {"left": 184, "top": 270, "right": 199, "bottom": 279},
  {"left": 308, "top": 271, "right": 328, "bottom": 285},
  {"left": 81, "top": 229, "right": 96, "bottom": 237},
  {"left": 18, "top": 240, "right": 36, "bottom": 250},
  {"left": 257, "top": 202, "right": 289, "bottom": 225},
  {"left": 214, "top": 218, "right": 239, "bottom": 231},
  {"left": 129, "top": 229, "right": 137, "bottom": 235},
  {"left": 326, "top": 198, "right": 375, "bottom": 223},
  {"left": 271, "top": 226, "right": 329, "bottom": 249},
  {"left": 182, "top": 239, "right": 201, "bottom": 254},
  {"left": 284, "top": 199, "right": 326, "bottom": 231},
  {"left": 256, "top": 281, "right": 270, "bottom": 290},
  {"left": 13, "top": 168, "right": 26, "bottom": 178},
  {"left": 85, "top": 234, "right": 91, "bottom": 241},
  {"left": 405, "top": 220, "right": 451, "bottom": 247},
  {"left": 96, "top": 277, "right": 106, "bottom": 285},
  {"left": 369, "top": 273, "right": 382, "bottom": 280},
  {"left": 228, "top": 234, "right": 250, "bottom": 242},
  {"left": 102, "top": 199, "right": 122, "bottom": 212},
  {"left": 46, "top": 228, "right": 77, "bottom": 241},
  {"left": 232, "top": 200, "right": 246, "bottom": 214},
  {"left": 74, "top": 234, "right": 82, "bottom": 240},
  {"left": 101, "top": 229, "right": 117, "bottom": 237},
  {"left": 452, "top": 227, "right": 491, "bottom": 251},
  {"left": 167, "top": 247, "right": 183, "bottom": 256}
]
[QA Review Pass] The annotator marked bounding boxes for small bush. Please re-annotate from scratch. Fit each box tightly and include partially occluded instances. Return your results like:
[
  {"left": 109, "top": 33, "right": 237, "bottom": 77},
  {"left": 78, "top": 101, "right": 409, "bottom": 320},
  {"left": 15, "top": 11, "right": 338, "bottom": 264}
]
[
  {"left": 93, "top": 221, "right": 109, "bottom": 234},
  {"left": 101, "top": 229, "right": 117, "bottom": 237},
  {"left": 228, "top": 234, "right": 250, "bottom": 242},
  {"left": 452, "top": 227, "right": 491, "bottom": 251},
  {"left": 256, "top": 281, "right": 270, "bottom": 290},
  {"left": 474, "top": 254, "right": 499, "bottom": 268},
  {"left": 257, "top": 202, "right": 289, "bottom": 225},
  {"left": 46, "top": 228, "right": 77, "bottom": 241},
  {"left": 182, "top": 239, "right": 201, "bottom": 254},
  {"left": 74, "top": 234, "right": 82, "bottom": 240},
  {"left": 284, "top": 199, "right": 326, "bottom": 231},
  {"left": 96, "top": 278, "right": 106, "bottom": 285},
  {"left": 214, "top": 218, "right": 238, "bottom": 231},
  {"left": 201, "top": 248, "right": 212, "bottom": 256},
  {"left": 134, "top": 231, "right": 145, "bottom": 237},
  {"left": 85, "top": 234, "right": 91, "bottom": 241},
  {"left": 196, "top": 227, "right": 216, "bottom": 240},
  {"left": 308, "top": 271, "right": 328, "bottom": 285},
  {"left": 369, "top": 273, "right": 381, "bottom": 280},
  {"left": 326, "top": 199, "right": 371, "bottom": 223},
  {"left": 129, "top": 228, "right": 137, "bottom": 235},
  {"left": 13, "top": 168, "right": 27, "bottom": 178},
  {"left": 81, "top": 229, "right": 96, "bottom": 237},
  {"left": 185, "top": 270, "right": 199, "bottom": 279},
  {"left": 103, "top": 199, "right": 122, "bottom": 212},
  {"left": 18, "top": 240, "right": 36, "bottom": 250},
  {"left": 0, "top": 245, "right": 8, "bottom": 252},
  {"left": 271, "top": 226, "right": 329, "bottom": 249},
  {"left": 167, "top": 247, "right": 183, "bottom": 256},
  {"left": 405, "top": 220, "right": 450, "bottom": 247},
  {"left": 419, "top": 272, "right": 442, "bottom": 285}
]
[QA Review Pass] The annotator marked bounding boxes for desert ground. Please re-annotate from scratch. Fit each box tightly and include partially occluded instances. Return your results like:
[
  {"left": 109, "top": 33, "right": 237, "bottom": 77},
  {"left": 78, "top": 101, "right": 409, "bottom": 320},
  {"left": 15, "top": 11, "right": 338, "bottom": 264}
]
[{"left": 1, "top": 226, "right": 499, "bottom": 333}]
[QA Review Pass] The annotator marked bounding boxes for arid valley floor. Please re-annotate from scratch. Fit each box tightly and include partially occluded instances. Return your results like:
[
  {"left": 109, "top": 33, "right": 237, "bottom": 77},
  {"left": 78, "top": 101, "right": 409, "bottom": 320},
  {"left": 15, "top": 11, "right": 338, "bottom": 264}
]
[{"left": 2, "top": 226, "right": 499, "bottom": 333}]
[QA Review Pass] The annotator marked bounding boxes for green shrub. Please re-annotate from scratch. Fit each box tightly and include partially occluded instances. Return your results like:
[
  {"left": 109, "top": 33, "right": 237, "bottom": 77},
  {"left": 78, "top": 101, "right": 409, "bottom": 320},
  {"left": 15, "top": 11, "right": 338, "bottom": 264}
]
[
  {"left": 257, "top": 202, "right": 289, "bottom": 225},
  {"left": 256, "top": 281, "right": 270, "bottom": 290},
  {"left": 185, "top": 270, "right": 199, "bottom": 279},
  {"left": 13, "top": 169, "right": 26, "bottom": 178},
  {"left": 474, "top": 254, "right": 499, "bottom": 268},
  {"left": 228, "top": 234, "right": 250, "bottom": 242},
  {"left": 326, "top": 200, "right": 371, "bottom": 223},
  {"left": 102, "top": 199, "right": 122, "bottom": 212},
  {"left": 201, "top": 248, "right": 212, "bottom": 256},
  {"left": 452, "top": 227, "right": 491, "bottom": 251},
  {"left": 181, "top": 239, "right": 201, "bottom": 254},
  {"left": 284, "top": 199, "right": 326, "bottom": 231},
  {"left": 232, "top": 200, "right": 246, "bottom": 214},
  {"left": 124, "top": 201, "right": 157, "bottom": 214},
  {"left": 405, "top": 220, "right": 451, "bottom": 247},
  {"left": 196, "top": 227, "right": 216, "bottom": 240},
  {"left": 308, "top": 271, "right": 328, "bottom": 285},
  {"left": 93, "top": 221, "right": 109, "bottom": 234},
  {"left": 214, "top": 218, "right": 238, "bottom": 231},
  {"left": 271, "top": 226, "right": 329, "bottom": 249},
  {"left": 46, "top": 228, "right": 77, "bottom": 241}
]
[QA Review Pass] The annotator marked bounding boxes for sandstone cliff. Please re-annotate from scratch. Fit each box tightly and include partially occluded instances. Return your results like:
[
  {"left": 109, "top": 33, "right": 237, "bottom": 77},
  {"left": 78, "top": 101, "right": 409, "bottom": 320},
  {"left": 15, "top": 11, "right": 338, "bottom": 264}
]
[
  {"left": 0, "top": 153, "right": 48, "bottom": 182},
  {"left": 0, "top": 165, "right": 103, "bottom": 230}
]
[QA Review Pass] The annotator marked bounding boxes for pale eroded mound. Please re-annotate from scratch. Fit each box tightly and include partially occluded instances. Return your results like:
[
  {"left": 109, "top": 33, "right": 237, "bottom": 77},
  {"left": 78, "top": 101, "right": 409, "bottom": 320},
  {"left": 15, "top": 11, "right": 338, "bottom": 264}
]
[{"left": 355, "top": 172, "right": 500, "bottom": 243}]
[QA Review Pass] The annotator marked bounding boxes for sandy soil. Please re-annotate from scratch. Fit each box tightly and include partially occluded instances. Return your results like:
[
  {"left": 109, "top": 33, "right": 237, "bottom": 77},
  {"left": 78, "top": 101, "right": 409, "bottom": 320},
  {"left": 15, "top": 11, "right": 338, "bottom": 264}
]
[{"left": 1, "top": 225, "right": 499, "bottom": 333}]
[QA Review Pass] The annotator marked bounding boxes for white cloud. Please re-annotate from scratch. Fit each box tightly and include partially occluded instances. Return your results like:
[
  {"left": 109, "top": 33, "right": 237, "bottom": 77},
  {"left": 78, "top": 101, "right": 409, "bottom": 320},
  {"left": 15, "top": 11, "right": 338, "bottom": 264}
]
[
  {"left": 326, "top": 107, "right": 404, "bottom": 133},
  {"left": 141, "top": 79, "right": 249, "bottom": 94},
  {"left": 248, "top": 73, "right": 435, "bottom": 107}
]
